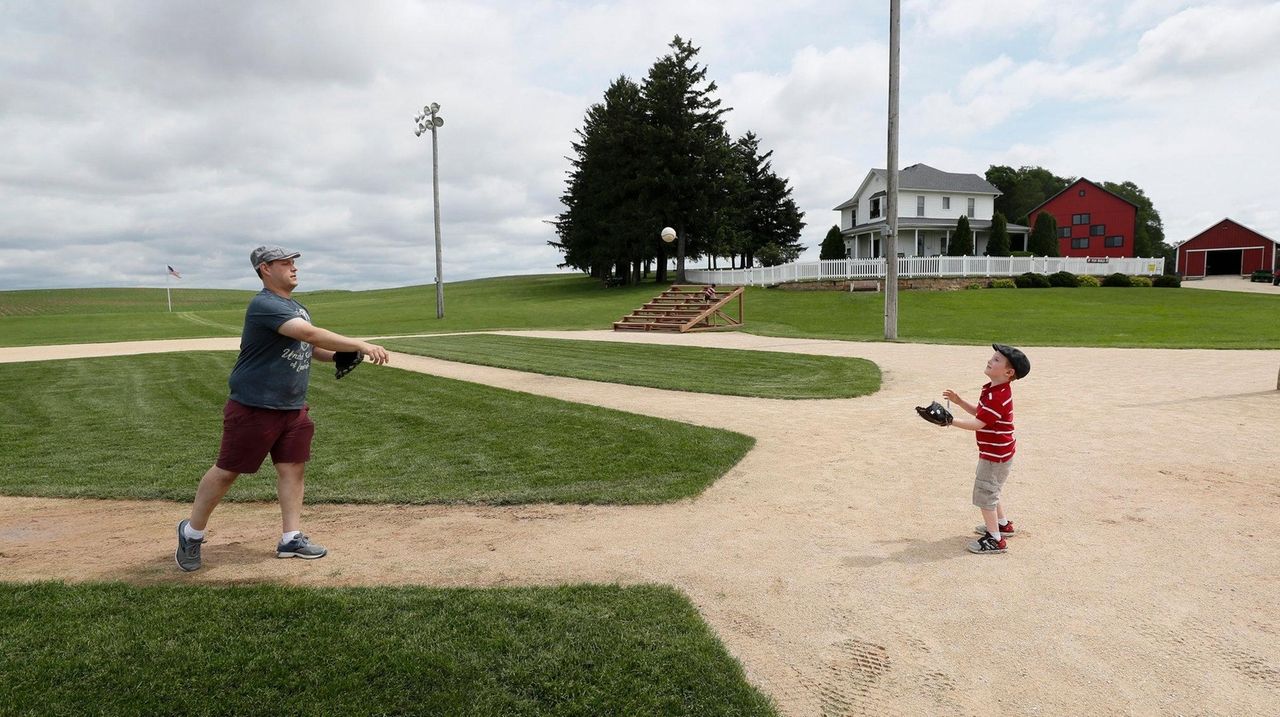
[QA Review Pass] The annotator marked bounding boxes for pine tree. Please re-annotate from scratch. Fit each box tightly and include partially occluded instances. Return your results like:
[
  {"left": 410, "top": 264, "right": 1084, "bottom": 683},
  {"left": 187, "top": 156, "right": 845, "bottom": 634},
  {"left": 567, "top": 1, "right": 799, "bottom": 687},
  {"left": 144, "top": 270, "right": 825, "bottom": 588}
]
[
  {"left": 1029, "top": 212, "right": 1060, "bottom": 256},
  {"left": 641, "top": 36, "right": 733, "bottom": 282},
  {"left": 728, "top": 132, "right": 804, "bottom": 267},
  {"left": 553, "top": 76, "right": 651, "bottom": 282},
  {"left": 948, "top": 215, "right": 974, "bottom": 256},
  {"left": 986, "top": 211, "right": 1010, "bottom": 256},
  {"left": 820, "top": 225, "right": 846, "bottom": 260}
]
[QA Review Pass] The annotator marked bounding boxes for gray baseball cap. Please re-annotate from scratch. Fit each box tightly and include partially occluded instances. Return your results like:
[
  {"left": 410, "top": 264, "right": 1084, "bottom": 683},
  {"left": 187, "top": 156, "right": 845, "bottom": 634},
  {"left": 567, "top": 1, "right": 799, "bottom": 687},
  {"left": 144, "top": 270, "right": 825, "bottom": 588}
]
[{"left": 250, "top": 246, "right": 301, "bottom": 271}]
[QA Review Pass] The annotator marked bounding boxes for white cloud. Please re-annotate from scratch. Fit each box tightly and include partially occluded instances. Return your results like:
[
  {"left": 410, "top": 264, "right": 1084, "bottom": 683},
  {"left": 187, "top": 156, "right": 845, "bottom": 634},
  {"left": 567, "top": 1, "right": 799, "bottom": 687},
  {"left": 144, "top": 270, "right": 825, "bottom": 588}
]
[{"left": 0, "top": 1, "right": 1276, "bottom": 287}]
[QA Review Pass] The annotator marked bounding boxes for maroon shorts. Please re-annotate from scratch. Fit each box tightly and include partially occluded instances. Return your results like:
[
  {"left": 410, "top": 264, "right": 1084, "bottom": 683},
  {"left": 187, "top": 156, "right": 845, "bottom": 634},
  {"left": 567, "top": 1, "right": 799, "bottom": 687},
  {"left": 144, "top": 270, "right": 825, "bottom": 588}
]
[{"left": 216, "top": 399, "right": 315, "bottom": 474}]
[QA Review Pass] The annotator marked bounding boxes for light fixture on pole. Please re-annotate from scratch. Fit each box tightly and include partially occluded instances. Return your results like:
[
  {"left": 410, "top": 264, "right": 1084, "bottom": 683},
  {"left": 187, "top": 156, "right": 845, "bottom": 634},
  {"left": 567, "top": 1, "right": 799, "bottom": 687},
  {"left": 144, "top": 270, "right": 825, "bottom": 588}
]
[{"left": 414, "top": 102, "right": 446, "bottom": 319}]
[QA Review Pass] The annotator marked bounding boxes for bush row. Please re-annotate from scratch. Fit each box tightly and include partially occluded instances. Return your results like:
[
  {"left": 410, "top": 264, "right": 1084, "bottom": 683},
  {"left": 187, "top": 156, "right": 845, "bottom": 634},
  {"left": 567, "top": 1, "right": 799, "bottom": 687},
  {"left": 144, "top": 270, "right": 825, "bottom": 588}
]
[{"left": 985, "top": 272, "right": 1180, "bottom": 289}]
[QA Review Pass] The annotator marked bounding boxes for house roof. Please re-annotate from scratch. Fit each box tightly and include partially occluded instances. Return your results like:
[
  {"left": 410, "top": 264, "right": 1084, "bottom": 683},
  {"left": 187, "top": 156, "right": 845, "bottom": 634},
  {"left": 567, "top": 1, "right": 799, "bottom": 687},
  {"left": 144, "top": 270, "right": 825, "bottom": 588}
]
[
  {"left": 1026, "top": 178, "right": 1139, "bottom": 217},
  {"left": 833, "top": 164, "right": 1000, "bottom": 210},
  {"left": 1178, "top": 218, "right": 1280, "bottom": 248}
]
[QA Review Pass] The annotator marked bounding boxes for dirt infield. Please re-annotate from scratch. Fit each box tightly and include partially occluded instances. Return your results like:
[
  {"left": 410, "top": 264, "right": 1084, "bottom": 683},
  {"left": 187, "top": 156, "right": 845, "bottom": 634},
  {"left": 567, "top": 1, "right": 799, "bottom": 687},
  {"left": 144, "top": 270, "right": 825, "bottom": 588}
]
[{"left": 2, "top": 332, "right": 1279, "bottom": 716}]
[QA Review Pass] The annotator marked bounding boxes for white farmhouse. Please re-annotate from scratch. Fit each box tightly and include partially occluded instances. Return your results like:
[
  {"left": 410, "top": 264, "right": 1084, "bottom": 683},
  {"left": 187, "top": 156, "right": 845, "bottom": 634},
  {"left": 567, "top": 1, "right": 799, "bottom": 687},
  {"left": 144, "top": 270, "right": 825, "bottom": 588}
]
[{"left": 833, "top": 163, "right": 1029, "bottom": 258}]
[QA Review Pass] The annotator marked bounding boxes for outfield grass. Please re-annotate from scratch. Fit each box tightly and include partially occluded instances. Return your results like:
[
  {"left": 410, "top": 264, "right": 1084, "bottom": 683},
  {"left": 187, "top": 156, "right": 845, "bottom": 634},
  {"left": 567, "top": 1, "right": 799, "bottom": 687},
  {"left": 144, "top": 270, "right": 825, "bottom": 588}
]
[
  {"left": 3, "top": 274, "right": 1278, "bottom": 348},
  {"left": 0, "top": 353, "right": 752, "bottom": 504},
  {"left": 0, "top": 581, "right": 777, "bottom": 717},
  {"left": 385, "top": 334, "right": 881, "bottom": 399}
]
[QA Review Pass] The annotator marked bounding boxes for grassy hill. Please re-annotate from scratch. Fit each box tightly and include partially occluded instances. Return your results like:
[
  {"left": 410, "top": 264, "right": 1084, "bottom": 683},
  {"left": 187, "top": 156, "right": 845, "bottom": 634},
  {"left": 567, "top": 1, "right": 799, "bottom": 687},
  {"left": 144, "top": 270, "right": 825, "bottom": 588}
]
[{"left": 3, "top": 273, "right": 1279, "bottom": 348}]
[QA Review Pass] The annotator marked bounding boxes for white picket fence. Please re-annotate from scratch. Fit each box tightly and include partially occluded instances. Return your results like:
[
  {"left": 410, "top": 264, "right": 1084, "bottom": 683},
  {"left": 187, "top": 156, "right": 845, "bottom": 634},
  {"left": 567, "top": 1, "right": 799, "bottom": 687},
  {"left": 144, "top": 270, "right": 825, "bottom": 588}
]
[{"left": 686, "top": 256, "right": 1166, "bottom": 287}]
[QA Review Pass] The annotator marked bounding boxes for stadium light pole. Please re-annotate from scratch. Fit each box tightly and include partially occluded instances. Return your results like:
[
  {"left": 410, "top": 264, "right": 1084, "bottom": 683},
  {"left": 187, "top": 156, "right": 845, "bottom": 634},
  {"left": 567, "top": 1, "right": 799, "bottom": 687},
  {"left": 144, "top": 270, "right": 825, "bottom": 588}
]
[{"left": 414, "top": 102, "right": 445, "bottom": 319}]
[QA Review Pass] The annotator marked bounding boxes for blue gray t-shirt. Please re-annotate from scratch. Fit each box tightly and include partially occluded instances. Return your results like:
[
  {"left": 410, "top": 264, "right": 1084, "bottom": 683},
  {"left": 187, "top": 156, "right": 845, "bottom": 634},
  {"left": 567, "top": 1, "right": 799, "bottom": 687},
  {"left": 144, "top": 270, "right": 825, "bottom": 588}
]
[{"left": 228, "top": 289, "right": 313, "bottom": 410}]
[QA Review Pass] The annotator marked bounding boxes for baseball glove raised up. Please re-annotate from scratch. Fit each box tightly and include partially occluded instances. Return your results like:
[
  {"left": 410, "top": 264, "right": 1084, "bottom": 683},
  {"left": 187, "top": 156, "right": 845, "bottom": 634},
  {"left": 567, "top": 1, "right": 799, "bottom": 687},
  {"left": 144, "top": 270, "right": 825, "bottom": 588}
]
[
  {"left": 334, "top": 351, "right": 363, "bottom": 380},
  {"left": 915, "top": 400, "right": 953, "bottom": 427}
]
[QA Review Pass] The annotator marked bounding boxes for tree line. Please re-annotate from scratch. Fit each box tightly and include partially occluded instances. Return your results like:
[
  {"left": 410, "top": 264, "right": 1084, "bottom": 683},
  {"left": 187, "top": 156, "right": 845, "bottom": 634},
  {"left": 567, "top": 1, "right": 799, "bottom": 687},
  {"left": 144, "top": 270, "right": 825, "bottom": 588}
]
[{"left": 552, "top": 37, "right": 805, "bottom": 285}]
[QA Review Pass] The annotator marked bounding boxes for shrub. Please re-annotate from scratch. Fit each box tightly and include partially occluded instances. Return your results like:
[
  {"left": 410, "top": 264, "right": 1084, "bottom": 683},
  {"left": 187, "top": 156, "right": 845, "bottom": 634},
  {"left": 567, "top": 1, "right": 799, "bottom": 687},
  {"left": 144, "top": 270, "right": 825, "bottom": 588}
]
[
  {"left": 990, "top": 278, "right": 1017, "bottom": 289},
  {"left": 1130, "top": 276, "right": 1153, "bottom": 287},
  {"left": 965, "top": 282, "right": 985, "bottom": 290},
  {"left": 1011, "top": 251, "right": 1034, "bottom": 257},
  {"left": 1048, "top": 271, "right": 1079, "bottom": 288},
  {"left": 1152, "top": 274, "right": 1182, "bottom": 288},
  {"left": 1078, "top": 275, "right": 1101, "bottom": 287},
  {"left": 1015, "top": 272, "right": 1052, "bottom": 288},
  {"left": 1102, "top": 272, "right": 1132, "bottom": 287}
]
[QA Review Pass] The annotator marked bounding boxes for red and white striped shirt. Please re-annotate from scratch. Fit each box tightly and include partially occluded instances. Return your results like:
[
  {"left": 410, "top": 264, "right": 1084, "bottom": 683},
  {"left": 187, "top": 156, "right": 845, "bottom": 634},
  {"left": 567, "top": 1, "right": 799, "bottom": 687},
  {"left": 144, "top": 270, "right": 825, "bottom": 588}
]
[{"left": 975, "top": 381, "right": 1015, "bottom": 463}]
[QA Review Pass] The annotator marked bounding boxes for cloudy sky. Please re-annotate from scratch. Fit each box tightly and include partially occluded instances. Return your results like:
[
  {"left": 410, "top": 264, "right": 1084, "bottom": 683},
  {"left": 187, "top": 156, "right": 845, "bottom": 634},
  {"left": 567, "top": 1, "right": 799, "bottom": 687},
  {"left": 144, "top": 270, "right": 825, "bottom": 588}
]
[{"left": 2, "top": 0, "right": 1277, "bottom": 291}]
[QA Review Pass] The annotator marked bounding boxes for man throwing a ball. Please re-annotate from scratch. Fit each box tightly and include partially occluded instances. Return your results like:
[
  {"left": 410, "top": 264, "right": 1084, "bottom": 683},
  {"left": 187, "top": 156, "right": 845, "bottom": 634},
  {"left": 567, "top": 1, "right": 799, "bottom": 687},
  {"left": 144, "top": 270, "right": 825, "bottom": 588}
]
[{"left": 175, "top": 246, "right": 389, "bottom": 572}]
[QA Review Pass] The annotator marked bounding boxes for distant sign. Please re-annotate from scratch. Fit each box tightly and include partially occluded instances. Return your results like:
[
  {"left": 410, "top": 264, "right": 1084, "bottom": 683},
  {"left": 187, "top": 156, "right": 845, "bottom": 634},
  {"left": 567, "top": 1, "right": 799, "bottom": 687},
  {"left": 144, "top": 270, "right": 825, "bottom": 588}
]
[{"left": 1086, "top": 257, "right": 1109, "bottom": 264}]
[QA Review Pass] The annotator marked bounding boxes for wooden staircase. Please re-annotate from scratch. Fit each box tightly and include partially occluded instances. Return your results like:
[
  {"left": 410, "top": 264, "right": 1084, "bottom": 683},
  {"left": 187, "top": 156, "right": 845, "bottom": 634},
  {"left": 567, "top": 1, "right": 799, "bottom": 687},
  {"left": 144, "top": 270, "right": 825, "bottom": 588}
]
[{"left": 613, "top": 284, "right": 744, "bottom": 333}]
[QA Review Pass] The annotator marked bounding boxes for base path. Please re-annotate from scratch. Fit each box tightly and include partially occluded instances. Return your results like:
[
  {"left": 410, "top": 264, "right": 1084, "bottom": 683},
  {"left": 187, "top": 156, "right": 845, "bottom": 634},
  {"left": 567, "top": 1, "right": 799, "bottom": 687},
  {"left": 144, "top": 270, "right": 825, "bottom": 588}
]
[{"left": 3, "top": 332, "right": 1279, "bottom": 716}]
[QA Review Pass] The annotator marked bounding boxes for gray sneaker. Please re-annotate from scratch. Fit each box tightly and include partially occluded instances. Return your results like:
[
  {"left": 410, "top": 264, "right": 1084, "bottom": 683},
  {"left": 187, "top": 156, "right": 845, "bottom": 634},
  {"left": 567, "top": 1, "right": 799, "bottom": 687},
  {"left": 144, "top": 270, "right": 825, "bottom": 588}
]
[
  {"left": 175, "top": 519, "right": 203, "bottom": 572},
  {"left": 276, "top": 534, "right": 327, "bottom": 559}
]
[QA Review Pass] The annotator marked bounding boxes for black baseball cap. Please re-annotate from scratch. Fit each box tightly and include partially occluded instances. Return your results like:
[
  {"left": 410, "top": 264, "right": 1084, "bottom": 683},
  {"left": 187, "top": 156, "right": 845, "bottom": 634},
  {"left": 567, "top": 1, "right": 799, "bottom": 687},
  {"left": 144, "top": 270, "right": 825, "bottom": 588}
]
[{"left": 993, "top": 343, "right": 1030, "bottom": 379}]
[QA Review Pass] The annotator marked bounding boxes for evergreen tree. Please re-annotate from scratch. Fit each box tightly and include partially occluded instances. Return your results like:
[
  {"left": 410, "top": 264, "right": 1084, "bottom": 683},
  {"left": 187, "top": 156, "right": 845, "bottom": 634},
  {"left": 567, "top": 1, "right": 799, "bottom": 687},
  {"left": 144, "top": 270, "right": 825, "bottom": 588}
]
[
  {"left": 641, "top": 36, "right": 733, "bottom": 282},
  {"left": 1029, "top": 212, "right": 1060, "bottom": 256},
  {"left": 820, "top": 224, "right": 846, "bottom": 260},
  {"left": 948, "top": 215, "right": 974, "bottom": 256},
  {"left": 552, "top": 77, "right": 651, "bottom": 283},
  {"left": 728, "top": 131, "right": 805, "bottom": 268},
  {"left": 986, "top": 211, "right": 1010, "bottom": 256}
]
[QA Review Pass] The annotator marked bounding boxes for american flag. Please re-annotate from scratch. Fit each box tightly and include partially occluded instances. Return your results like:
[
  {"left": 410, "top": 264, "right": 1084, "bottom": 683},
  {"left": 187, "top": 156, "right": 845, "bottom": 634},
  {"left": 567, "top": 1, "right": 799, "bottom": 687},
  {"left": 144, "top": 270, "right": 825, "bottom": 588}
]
[{"left": 167, "top": 265, "right": 182, "bottom": 279}]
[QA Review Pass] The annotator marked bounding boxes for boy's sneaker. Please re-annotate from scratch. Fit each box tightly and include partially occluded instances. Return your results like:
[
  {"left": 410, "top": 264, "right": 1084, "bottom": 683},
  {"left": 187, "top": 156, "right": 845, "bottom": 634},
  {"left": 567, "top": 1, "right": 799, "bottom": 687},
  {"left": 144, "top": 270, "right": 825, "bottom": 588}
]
[
  {"left": 967, "top": 532, "right": 1007, "bottom": 554},
  {"left": 175, "top": 519, "right": 203, "bottom": 572},
  {"left": 276, "top": 534, "right": 327, "bottom": 560},
  {"left": 974, "top": 521, "right": 1016, "bottom": 537}
]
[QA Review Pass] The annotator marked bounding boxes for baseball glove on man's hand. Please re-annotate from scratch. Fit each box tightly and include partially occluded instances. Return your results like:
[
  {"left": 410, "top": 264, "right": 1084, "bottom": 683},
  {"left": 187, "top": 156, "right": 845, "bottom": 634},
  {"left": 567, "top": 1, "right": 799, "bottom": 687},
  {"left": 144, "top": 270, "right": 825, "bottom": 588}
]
[
  {"left": 334, "top": 351, "right": 363, "bottom": 380},
  {"left": 915, "top": 401, "right": 953, "bottom": 427}
]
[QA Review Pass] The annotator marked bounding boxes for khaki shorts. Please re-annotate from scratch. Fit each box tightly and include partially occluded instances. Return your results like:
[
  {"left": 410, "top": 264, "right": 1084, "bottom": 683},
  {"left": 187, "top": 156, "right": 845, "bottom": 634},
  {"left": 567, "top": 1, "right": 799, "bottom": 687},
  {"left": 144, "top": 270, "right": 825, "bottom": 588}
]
[{"left": 972, "top": 459, "right": 1012, "bottom": 509}]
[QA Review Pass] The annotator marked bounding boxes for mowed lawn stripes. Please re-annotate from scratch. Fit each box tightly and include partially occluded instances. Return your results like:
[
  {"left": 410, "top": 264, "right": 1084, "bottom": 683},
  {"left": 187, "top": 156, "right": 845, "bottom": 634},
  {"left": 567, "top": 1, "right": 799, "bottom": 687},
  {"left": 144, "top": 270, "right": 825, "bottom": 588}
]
[
  {"left": 0, "top": 582, "right": 778, "bottom": 717},
  {"left": 385, "top": 333, "right": 882, "bottom": 399},
  {"left": 0, "top": 352, "right": 752, "bottom": 504}
]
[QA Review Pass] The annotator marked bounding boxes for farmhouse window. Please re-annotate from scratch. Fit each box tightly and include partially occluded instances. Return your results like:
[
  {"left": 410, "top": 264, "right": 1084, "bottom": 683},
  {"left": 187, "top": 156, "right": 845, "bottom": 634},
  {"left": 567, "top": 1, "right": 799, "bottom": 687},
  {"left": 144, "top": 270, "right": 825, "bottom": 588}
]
[
  {"left": 870, "top": 197, "right": 882, "bottom": 219},
  {"left": 967, "top": 198, "right": 975, "bottom": 218},
  {"left": 943, "top": 196, "right": 951, "bottom": 210},
  {"left": 917, "top": 196, "right": 925, "bottom": 217}
]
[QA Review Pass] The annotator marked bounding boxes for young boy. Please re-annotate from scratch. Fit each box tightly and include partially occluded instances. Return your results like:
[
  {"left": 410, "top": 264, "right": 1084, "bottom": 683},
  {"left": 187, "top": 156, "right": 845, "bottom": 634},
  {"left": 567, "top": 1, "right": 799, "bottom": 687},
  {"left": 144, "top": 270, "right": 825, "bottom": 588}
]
[{"left": 941, "top": 343, "right": 1030, "bottom": 555}]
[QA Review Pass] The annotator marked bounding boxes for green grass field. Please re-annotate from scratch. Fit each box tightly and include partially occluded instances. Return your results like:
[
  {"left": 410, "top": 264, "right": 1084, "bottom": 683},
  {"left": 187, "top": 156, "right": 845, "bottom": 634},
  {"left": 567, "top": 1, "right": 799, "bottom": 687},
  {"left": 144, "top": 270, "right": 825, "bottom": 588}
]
[
  {"left": 385, "top": 334, "right": 881, "bottom": 399},
  {"left": 4, "top": 274, "right": 1278, "bottom": 348},
  {"left": 0, "top": 581, "right": 777, "bottom": 717},
  {"left": 0, "top": 353, "right": 752, "bottom": 504}
]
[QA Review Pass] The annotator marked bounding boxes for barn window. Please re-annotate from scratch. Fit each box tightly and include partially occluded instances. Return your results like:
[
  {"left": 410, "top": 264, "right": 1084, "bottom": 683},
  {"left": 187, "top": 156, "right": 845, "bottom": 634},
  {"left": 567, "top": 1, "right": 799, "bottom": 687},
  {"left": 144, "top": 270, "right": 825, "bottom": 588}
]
[
  {"left": 1072, "top": 238, "right": 1089, "bottom": 249},
  {"left": 1073, "top": 213, "right": 1091, "bottom": 225},
  {"left": 1105, "top": 236, "right": 1124, "bottom": 248},
  {"left": 1078, "top": 189, "right": 1086, "bottom": 196},
  {"left": 1090, "top": 224, "right": 1106, "bottom": 236},
  {"left": 1057, "top": 227, "right": 1071, "bottom": 238}
]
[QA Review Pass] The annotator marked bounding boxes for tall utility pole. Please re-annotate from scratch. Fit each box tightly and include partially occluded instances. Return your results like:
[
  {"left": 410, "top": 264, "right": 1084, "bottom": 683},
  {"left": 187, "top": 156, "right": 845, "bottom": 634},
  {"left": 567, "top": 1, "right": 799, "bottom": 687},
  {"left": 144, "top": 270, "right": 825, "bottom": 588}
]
[
  {"left": 884, "top": 0, "right": 901, "bottom": 340},
  {"left": 414, "top": 103, "right": 446, "bottom": 319}
]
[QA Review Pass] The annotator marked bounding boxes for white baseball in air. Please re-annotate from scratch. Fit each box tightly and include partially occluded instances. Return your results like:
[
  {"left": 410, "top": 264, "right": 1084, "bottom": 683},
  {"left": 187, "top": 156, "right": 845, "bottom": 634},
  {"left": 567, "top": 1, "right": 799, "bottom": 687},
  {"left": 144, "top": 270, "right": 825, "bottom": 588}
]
[{"left": 660, "top": 227, "right": 677, "bottom": 243}]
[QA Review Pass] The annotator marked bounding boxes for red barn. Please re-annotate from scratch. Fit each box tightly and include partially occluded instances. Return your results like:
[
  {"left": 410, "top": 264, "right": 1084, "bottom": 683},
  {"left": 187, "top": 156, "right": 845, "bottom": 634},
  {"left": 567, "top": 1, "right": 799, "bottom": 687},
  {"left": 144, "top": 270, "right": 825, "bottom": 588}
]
[
  {"left": 1027, "top": 178, "right": 1138, "bottom": 258},
  {"left": 1176, "top": 218, "right": 1278, "bottom": 277}
]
